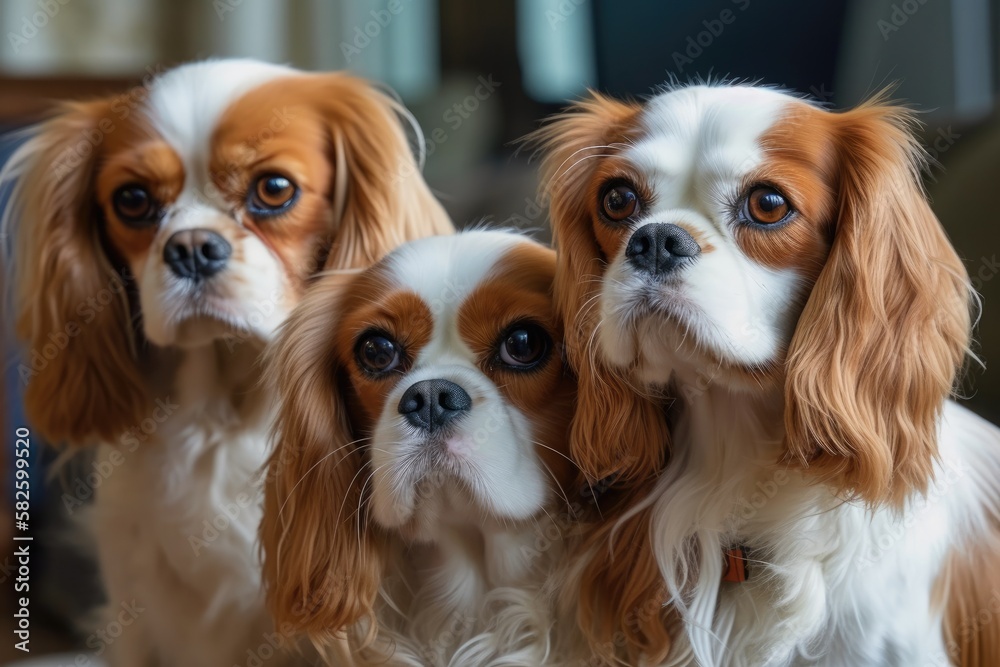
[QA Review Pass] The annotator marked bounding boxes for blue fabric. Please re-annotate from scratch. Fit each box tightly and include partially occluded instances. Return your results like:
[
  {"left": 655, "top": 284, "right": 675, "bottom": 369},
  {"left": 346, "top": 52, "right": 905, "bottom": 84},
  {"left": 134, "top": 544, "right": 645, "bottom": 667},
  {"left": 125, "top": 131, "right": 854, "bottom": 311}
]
[{"left": 2, "top": 130, "right": 45, "bottom": 509}]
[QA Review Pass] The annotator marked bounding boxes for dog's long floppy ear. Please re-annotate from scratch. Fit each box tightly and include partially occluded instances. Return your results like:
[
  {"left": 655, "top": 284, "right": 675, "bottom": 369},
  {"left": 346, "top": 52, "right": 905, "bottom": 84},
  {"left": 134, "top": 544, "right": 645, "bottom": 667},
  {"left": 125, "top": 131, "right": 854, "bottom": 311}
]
[
  {"left": 784, "top": 99, "right": 971, "bottom": 507},
  {"left": 2, "top": 100, "right": 147, "bottom": 446},
  {"left": 571, "top": 493, "right": 676, "bottom": 665},
  {"left": 531, "top": 93, "right": 670, "bottom": 485},
  {"left": 311, "top": 73, "right": 453, "bottom": 271},
  {"left": 260, "top": 275, "right": 381, "bottom": 648}
]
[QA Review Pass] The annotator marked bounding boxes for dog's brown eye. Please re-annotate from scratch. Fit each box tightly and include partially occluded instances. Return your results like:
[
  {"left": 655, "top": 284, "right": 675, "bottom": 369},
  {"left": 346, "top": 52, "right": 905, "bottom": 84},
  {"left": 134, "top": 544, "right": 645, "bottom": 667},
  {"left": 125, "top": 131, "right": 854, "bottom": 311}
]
[
  {"left": 498, "top": 323, "right": 550, "bottom": 369},
  {"left": 249, "top": 174, "right": 297, "bottom": 216},
  {"left": 600, "top": 183, "right": 640, "bottom": 222},
  {"left": 112, "top": 184, "right": 158, "bottom": 226},
  {"left": 357, "top": 332, "right": 401, "bottom": 375},
  {"left": 745, "top": 186, "right": 791, "bottom": 225}
]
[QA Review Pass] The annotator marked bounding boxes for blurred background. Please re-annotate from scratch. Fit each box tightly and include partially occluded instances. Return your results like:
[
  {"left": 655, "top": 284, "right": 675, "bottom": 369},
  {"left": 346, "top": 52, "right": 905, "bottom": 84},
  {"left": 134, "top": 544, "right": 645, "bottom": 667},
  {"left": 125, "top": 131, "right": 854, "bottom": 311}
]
[{"left": 2, "top": 0, "right": 1000, "bottom": 662}]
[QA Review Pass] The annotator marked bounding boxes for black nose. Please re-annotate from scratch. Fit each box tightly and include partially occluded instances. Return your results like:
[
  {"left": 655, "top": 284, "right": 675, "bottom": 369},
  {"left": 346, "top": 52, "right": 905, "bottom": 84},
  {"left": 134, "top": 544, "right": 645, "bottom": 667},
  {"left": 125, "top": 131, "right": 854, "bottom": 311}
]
[
  {"left": 625, "top": 223, "right": 701, "bottom": 276},
  {"left": 163, "top": 229, "right": 232, "bottom": 281},
  {"left": 398, "top": 379, "right": 472, "bottom": 432}
]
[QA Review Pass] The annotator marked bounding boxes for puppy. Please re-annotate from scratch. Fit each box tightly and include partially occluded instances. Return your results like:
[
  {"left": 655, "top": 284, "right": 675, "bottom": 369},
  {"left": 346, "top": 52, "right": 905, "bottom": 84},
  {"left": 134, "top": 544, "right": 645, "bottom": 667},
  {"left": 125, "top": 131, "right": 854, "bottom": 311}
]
[
  {"left": 260, "top": 230, "right": 576, "bottom": 666},
  {"left": 2, "top": 58, "right": 451, "bottom": 666},
  {"left": 536, "top": 84, "right": 1000, "bottom": 666}
]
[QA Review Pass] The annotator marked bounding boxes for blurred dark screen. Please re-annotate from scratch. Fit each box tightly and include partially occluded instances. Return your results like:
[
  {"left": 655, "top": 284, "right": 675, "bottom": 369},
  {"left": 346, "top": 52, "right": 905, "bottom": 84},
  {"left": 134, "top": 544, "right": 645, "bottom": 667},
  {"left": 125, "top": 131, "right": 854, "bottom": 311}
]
[{"left": 593, "top": 0, "right": 849, "bottom": 100}]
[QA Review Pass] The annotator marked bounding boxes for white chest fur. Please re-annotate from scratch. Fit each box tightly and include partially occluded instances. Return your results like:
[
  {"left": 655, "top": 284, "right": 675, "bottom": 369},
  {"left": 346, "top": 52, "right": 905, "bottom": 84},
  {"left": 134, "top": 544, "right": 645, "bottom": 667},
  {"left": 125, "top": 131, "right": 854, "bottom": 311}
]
[
  {"left": 656, "top": 390, "right": 1000, "bottom": 667},
  {"left": 85, "top": 345, "right": 299, "bottom": 667}
]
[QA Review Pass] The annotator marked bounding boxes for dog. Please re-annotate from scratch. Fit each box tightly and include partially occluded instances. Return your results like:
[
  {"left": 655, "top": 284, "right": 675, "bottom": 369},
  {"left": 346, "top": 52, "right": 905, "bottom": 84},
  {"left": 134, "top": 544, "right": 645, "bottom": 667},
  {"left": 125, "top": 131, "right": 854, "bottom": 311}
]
[
  {"left": 260, "top": 230, "right": 577, "bottom": 666},
  {"left": 2, "top": 58, "right": 451, "bottom": 666},
  {"left": 535, "top": 83, "right": 1000, "bottom": 666}
]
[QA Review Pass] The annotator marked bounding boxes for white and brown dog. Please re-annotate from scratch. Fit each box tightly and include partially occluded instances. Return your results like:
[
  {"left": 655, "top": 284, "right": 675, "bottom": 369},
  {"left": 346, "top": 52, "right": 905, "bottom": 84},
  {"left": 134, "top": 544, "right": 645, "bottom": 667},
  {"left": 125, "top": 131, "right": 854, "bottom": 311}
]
[
  {"left": 261, "top": 230, "right": 577, "bottom": 666},
  {"left": 2, "top": 58, "right": 451, "bottom": 666},
  {"left": 537, "top": 84, "right": 1000, "bottom": 666}
]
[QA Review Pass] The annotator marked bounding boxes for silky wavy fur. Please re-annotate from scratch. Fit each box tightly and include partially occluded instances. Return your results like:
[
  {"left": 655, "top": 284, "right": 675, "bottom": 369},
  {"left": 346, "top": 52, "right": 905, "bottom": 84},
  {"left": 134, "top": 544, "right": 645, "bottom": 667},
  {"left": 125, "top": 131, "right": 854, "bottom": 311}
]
[
  {"left": 783, "top": 100, "right": 972, "bottom": 507},
  {"left": 301, "top": 73, "right": 452, "bottom": 271},
  {"left": 936, "top": 527, "right": 1000, "bottom": 666},
  {"left": 568, "top": 491, "right": 676, "bottom": 665},
  {"left": 260, "top": 276, "right": 382, "bottom": 650},
  {"left": 528, "top": 93, "right": 676, "bottom": 663},
  {"left": 528, "top": 93, "right": 670, "bottom": 486},
  {"left": 4, "top": 100, "right": 149, "bottom": 445}
]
